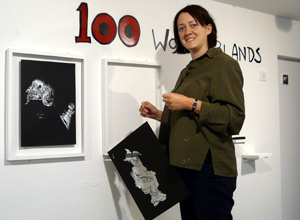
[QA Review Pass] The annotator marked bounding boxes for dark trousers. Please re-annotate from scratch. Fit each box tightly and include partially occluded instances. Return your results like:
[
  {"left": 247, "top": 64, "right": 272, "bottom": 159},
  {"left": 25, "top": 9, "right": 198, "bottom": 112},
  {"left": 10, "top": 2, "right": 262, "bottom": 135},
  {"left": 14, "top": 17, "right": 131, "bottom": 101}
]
[{"left": 176, "top": 154, "right": 237, "bottom": 220}]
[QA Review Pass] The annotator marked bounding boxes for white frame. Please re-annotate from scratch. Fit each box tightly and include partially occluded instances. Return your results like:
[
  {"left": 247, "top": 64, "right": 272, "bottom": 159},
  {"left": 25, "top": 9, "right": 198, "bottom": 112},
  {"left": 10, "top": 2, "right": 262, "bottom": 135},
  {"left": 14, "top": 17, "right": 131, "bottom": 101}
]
[
  {"left": 5, "top": 49, "right": 85, "bottom": 161},
  {"left": 101, "top": 59, "right": 162, "bottom": 156}
]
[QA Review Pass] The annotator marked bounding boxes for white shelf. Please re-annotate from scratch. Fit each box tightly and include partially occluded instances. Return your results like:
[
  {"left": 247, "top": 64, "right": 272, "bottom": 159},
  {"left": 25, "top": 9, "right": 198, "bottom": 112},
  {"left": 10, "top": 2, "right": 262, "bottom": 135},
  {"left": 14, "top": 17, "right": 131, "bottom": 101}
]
[{"left": 242, "top": 153, "right": 272, "bottom": 163}]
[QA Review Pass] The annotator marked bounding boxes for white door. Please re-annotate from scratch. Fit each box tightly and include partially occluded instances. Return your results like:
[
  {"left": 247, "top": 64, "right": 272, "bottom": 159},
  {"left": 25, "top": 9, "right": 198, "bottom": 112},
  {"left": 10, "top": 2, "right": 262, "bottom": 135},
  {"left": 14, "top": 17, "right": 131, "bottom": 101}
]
[{"left": 278, "top": 57, "right": 300, "bottom": 220}]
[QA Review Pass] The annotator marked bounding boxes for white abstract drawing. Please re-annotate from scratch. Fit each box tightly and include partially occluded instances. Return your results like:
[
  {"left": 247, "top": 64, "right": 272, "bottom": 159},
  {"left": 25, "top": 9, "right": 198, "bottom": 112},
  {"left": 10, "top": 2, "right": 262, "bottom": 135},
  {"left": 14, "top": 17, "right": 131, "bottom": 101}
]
[
  {"left": 25, "top": 79, "right": 75, "bottom": 130},
  {"left": 60, "top": 103, "right": 75, "bottom": 130},
  {"left": 124, "top": 149, "right": 167, "bottom": 206},
  {"left": 25, "top": 79, "right": 54, "bottom": 107}
]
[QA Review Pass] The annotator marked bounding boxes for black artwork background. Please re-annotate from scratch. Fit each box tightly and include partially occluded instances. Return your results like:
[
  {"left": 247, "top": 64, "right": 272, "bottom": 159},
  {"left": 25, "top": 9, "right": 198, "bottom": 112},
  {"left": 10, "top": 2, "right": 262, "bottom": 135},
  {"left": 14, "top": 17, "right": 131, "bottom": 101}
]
[
  {"left": 20, "top": 60, "right": 76, "bottom": 147},
  {"left": 108, "top": 122, "right": 190, "bottom": 220}
]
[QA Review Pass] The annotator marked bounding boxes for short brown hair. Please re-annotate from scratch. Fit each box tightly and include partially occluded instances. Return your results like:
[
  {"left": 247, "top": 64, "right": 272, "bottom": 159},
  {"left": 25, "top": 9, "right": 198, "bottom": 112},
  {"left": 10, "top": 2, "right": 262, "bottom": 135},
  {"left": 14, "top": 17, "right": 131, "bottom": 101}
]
[{"left": 173, "top": 5, "right": 217, "bottom": 54}]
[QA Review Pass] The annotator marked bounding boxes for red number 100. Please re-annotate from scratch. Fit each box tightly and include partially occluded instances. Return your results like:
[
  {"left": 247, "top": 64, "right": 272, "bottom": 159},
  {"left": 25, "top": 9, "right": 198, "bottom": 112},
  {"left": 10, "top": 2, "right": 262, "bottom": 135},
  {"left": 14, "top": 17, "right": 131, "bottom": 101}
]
[{"left": 75, "top": 3, "right": 140, "bottom": 47}]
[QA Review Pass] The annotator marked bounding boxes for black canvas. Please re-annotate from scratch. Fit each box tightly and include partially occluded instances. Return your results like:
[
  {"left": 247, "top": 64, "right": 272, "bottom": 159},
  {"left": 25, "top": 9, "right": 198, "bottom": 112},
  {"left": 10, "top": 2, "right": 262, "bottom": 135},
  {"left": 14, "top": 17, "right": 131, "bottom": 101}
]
[
  {"left": 20, "top": 60, "right": 76, "bottom": 147},
  {"left": 108, "top": 122, "right": 190, "bottom": 220}
]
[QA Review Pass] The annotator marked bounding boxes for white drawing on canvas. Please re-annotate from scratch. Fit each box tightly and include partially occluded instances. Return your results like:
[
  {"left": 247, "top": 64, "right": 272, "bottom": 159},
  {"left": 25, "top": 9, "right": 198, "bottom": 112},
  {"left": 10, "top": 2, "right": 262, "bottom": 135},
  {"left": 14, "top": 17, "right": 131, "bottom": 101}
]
[
  {"left": 124, "top": 149, "right": 166, "bottom": 206},
  {"left": 25, "top": 79, "right": 54, "bottom": 107},
  {"left": 60, "top": 103, "right": 75, "bottom": 130},
  {"left": 25, "top": 79, "right": 75, "bottom": 129}
]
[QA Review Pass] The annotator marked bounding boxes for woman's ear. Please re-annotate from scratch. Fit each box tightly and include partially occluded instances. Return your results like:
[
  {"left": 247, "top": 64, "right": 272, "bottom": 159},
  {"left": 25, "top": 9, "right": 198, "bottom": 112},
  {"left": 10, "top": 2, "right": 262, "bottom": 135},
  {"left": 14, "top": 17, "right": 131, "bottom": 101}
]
[{"left": 206, "top": 24, "right": 213, "bottom": 35}]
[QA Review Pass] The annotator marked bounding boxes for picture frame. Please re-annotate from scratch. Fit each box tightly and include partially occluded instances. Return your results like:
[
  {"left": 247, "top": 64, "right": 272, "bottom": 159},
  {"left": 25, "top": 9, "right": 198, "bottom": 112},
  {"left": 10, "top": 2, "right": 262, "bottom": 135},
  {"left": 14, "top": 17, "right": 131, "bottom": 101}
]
[
  {"left": 101, "top": 59, "right": 162, "bottom": 156},
  {"left": 5, "top": 49, "right": 85, "bottom": 161}
]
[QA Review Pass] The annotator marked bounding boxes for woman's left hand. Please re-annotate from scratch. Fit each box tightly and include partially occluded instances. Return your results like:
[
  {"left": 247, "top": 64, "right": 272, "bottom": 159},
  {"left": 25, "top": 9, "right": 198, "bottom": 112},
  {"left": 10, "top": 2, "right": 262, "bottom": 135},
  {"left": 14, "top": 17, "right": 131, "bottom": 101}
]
[{"left": 162, "top": 93, "right": 193, "bottom": 111}]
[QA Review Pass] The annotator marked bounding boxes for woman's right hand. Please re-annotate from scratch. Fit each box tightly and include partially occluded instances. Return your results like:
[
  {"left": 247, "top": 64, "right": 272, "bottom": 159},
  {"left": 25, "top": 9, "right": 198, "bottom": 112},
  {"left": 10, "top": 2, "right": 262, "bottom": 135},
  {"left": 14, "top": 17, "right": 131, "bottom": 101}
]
[{"left": 139, "top": 101, "right": 162, "bottom": 122}]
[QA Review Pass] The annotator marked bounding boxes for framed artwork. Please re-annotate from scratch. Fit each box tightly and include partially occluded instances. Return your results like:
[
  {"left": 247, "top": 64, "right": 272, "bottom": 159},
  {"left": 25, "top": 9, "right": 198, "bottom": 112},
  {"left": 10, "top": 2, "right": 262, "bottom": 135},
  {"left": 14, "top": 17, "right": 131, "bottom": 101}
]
[
  {"left": 101, "top": 59, "right": 162, "bottom": 156},
  {"left": 5, "top": 49, "right": 85, "bottom": 161},
  {"left": 108, "top": 122, "right": 190, "bottom": 220}
]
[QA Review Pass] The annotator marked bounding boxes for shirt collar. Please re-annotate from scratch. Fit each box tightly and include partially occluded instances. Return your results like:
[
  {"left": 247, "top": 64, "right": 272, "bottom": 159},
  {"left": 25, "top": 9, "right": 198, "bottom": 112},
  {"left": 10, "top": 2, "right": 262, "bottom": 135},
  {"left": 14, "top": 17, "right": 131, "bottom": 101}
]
[
  {"left": 193, "top": 47, "right": 222, "bottom": 61},
  {"left": 206, "top": 47, "right": 222, "bottom": 58}
]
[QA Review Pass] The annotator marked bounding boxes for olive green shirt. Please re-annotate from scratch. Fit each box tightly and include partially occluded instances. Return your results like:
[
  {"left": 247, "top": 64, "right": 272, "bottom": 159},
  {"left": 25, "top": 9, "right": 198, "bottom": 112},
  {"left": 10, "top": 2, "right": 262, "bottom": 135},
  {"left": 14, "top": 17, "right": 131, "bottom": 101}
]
[{"left": 159, "top": 48, "right": 245, "bottom": 177}]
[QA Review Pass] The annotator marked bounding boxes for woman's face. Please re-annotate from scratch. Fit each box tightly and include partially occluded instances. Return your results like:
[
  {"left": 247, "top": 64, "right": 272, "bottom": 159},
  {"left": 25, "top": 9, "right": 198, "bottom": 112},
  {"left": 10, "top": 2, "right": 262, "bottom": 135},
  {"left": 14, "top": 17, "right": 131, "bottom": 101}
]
[{"left": 177, "top": 12, "right": 212, "bottom": 59}]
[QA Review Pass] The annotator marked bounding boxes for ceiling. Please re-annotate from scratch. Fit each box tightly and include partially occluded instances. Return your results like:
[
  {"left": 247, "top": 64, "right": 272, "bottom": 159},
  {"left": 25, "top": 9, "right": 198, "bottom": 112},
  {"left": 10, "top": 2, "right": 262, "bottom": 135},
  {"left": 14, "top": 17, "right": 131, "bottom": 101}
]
[{"left": 213, "top": 0, "right": 300, "bottom": 21}]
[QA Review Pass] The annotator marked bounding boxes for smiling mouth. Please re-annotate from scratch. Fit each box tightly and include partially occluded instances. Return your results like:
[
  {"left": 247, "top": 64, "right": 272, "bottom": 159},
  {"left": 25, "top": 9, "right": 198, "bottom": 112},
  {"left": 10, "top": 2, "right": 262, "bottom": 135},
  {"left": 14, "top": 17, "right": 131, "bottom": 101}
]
[{"left": 186, "top": 37, "right": 195, "bottom": 42}]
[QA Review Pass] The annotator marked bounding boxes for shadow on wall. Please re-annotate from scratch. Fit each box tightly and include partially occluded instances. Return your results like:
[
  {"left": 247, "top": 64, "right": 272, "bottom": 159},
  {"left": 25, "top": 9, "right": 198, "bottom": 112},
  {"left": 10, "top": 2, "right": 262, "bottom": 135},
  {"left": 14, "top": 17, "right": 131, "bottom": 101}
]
[
  {"left": 275, "top": 16, "right": 292, "bottom": 32},
  {"left": 4, "top": 157, "right": 84, "bottom": 166},
  {"left": 241, "top": 159, "right": 272, "bottom": 176},
  {"left": 104, "top": 89, "right": 144, "bottom": 151},
  {"left": 104, "top": 160, "right": 144, "bottom": 220},
  {"left": 241, "top": 160, "right": 256, "bottom": 175},
  {"left": 155, "top": 46, "right": 190, "bottom": 93},
  {"left": 102, "top": 90, "right": 144, "bottom": 220}
]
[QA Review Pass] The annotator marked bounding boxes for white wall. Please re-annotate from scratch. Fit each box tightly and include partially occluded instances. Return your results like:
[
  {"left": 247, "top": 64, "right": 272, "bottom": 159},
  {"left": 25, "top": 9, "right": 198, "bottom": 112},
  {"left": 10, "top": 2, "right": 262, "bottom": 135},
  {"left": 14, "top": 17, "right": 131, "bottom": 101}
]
[
  {"left": 0, "top": 0, "right": 299, "bottom": 219},
  {"left": 275, "top": 17, "right": 300, "bottom": 58}
]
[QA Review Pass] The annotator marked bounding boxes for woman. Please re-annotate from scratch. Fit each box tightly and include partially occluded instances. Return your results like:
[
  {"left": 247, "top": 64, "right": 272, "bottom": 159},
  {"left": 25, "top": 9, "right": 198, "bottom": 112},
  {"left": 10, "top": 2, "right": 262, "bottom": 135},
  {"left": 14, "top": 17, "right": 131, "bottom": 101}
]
[{"left": 139, "top": 4, "right": 245, "bottom": 220}]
